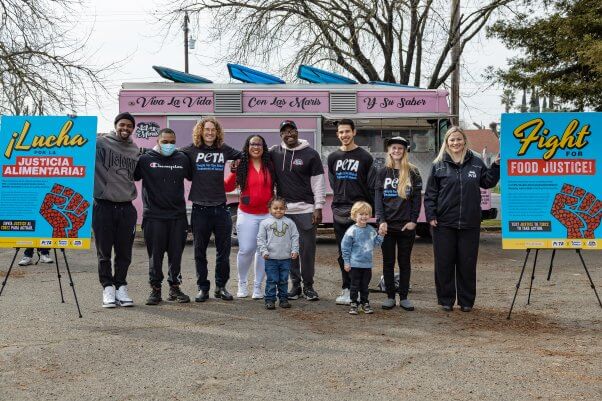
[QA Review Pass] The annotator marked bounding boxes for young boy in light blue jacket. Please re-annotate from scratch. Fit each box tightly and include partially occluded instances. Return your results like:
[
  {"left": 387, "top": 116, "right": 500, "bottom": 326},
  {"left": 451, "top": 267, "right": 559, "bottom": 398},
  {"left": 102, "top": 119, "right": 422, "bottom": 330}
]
[
  {"left": 341, "top": 201, "right": 384, "bottom": 315},
  {"left": 257, "top": 197, "right": 299, "bottom": 310}
]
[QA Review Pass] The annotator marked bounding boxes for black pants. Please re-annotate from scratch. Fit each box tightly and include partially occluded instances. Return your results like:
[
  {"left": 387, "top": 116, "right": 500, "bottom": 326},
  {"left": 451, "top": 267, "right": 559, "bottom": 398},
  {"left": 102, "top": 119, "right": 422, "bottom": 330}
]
[
  {"left": 381, "top": 229, "right": 415, "bottom": 299},
  {"left": 432, "top": 226, "right": 480, "bottom": 307},
  {"left": 143, "top": 217, "right": 188, "bottom": 288},
  {"left": 24, "top": 248, "right": 49, "bottom": 257},
  {"left": 333, "top": 214, "right": 355, "bottom": 289},
  {"left": 191, "top": 204, "right": 232, "bottom": 291},
  {"left": 92, "top": 200, "right": 137, "bottom": 288},
  {"left": 287, "top": 213, "right": 316, "bottom": 288},
  {"left": 349, "top": 268, "right": 372, "bottom": 305}
]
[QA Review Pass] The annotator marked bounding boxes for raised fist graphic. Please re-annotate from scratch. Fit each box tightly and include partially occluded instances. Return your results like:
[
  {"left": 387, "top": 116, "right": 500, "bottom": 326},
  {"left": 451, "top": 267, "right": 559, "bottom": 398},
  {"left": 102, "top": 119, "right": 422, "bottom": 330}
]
[
  {"left": 39, "top": 184, "right": 90, "bottom": 238},
  {"left": 551, "top": 183, "right": 601, "bottom": 239}
]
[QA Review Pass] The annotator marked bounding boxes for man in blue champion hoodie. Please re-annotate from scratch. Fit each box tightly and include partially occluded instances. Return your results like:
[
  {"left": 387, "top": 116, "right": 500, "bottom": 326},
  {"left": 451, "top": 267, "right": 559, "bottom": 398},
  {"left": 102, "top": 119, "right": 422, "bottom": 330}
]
[
  {"left": 341, "top": 201, "right": 384, "bottom": 315},
  {"left": 269, "top": 120, "right": 326, "bottom": 301}
]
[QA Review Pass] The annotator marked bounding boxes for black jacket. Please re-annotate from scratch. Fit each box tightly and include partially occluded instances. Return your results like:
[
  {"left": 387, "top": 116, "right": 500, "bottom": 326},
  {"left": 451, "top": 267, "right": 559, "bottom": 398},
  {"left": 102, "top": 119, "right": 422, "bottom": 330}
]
[
  {"left": 424, "top": 151, "right": 499, "bottom": 229},
  {"left": 374, "top": 166, "right": 422, "bottom": 232},
  {"left": 134, "top": 150, "right": 192, "bottom": 220}
]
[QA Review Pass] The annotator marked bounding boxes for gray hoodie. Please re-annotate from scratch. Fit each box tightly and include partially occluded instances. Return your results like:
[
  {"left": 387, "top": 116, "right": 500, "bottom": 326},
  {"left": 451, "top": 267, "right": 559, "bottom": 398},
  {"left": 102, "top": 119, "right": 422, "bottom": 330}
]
[
  {"left": 257, "top": 216, "right": 300, "bottom": 260},
  {"left": 94, "top": 131, "right": 140, "bottom": 202}
]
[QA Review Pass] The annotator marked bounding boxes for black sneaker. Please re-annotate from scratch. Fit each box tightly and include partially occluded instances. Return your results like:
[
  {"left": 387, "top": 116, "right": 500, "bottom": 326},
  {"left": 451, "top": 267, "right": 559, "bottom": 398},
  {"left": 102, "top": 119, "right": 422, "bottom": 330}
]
[
  {"left": 303, "top": 286, "right": 319, "bottom": 301},
  {"left": 214, "top": 287, "right": 233, "bottom": 301},
  {"left": 349, "top": 302, "right": 359, "bottom": 315},
  {"left": 265, "top": 301, "right": 276, "bottom": 310},
  {"left": 288, "top": 286, "right": 302, "bottom": 300},
  {"left": 363, "top": 303, "right": 374, "bottom": 314},
  {"left": 145, "top": 287, "right": 162, "bottom": 306},
  {"left": 168, "top": 286, "right": 190, "bottom": 303},
  {"left": 195, "top": 289, "right": 209, "bottom": 302},
  {"left": 279, "top": 299, "right": 291, "bottom": 309}
]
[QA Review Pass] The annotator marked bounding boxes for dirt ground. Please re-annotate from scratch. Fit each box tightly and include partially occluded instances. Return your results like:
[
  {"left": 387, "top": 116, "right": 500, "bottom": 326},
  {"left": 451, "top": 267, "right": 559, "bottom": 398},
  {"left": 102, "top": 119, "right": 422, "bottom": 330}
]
[{"left": 0, "top": 233, "right": 600, "bottom": 401}]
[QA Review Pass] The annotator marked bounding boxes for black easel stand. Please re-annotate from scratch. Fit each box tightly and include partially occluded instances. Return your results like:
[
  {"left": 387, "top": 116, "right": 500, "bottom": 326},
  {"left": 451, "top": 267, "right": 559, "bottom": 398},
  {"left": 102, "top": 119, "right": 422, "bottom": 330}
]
[
  {"left": 0, "top": 247, "right": 82, "bottom": 318},
  {"left": 507, "top": 248, "right": 602, "bottom": 319}
]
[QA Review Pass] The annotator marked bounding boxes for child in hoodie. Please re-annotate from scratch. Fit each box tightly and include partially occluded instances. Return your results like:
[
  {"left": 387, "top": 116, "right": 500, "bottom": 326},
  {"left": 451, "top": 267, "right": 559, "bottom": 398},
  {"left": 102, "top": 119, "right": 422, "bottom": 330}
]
[
  {"left": 257, "top": 197, "right": 299, "bottom": 310},
  {"left": 341, "top": 201, "right": 384, "bottom": 315}
]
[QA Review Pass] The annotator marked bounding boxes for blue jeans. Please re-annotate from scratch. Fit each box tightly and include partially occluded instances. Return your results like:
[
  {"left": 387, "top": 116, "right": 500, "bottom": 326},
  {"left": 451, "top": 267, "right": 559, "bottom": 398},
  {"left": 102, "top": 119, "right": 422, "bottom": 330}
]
[{"left": 264, "top": 259, "right": 291, "bottom": 302}]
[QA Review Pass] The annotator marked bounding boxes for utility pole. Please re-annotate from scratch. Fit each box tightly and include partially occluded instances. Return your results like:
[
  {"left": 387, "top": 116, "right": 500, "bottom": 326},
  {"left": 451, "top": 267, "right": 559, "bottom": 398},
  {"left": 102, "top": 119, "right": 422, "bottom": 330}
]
[
  {"left": 184, "top": 11, "right": 190, "bottom": 73},
  {"left": 450, "top": 0, "right": 461, "bottom": 125}
]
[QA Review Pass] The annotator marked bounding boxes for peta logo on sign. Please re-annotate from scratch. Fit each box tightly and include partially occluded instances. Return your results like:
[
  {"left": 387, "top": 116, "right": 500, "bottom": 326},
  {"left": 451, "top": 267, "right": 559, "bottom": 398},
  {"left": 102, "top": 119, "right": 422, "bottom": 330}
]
[
  {"left": 196, "top": 153, "right": 225, "bottom": 164},
  {"left": 40, "top": 240, "right": 53, "bottom": 246},
  {"left": 384, "top": 177, "right": 399, "bottom": 189},
  {"left": 468, "top": 171, "right": 477, "bottom": 179},
  {"left": 335, "top": 159, "right": 359, "bottom": 172}
]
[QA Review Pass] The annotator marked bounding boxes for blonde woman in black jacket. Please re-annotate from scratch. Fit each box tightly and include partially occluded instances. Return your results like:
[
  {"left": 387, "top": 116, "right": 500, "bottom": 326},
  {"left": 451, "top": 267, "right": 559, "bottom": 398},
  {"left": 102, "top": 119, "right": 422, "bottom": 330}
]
[{"left": 424, "top": 126, "right": 500, "bottom": 312}]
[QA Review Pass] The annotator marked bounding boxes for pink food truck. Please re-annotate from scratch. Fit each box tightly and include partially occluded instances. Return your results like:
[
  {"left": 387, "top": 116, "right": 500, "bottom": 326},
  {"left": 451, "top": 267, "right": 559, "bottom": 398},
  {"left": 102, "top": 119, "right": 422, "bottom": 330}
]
[{"left": 119, "top": 65, "right": 496, "bottom": 238}]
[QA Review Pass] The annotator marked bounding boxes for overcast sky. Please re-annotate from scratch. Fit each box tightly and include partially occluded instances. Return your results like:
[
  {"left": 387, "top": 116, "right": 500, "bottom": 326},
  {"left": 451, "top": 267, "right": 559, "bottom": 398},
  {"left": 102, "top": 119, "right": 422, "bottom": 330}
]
[{"left": 78, "top": 0, "right": 518, "bottom": 132}]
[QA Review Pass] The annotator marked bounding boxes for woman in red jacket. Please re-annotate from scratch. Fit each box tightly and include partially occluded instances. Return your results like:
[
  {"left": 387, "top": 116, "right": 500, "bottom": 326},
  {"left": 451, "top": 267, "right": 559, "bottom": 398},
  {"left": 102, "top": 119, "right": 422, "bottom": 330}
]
[{"left": 225, "top": 135, "right": 275, "bottom": 299}]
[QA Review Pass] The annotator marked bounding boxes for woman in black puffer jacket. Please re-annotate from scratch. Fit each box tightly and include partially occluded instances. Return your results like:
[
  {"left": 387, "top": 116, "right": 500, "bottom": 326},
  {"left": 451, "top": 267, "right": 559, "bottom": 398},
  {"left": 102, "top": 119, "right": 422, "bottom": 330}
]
[{"left": 424, "top": 126, "right": 500, "bottom": 312}]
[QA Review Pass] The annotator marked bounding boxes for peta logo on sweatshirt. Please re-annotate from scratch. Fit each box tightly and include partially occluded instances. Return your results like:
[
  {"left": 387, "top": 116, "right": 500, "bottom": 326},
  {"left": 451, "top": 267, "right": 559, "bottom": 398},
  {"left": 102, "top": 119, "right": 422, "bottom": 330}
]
[
  {"left": 196, "top": 153, "right": 225, "bottom": 164},
  {"left": 383, "top": 177, "right": 399, "bottom": 198},
  {"left": 292, "top": 158, "right": 304, "bottom": 166},
  {"left": 468, "top": 170, "right": 477, "bottom": 179},
  {"left": 335, "top": 159, "right": 359, "bottom": 180},
  {"left": 196, "top": 152, "right": 226, "bottom": 171}
]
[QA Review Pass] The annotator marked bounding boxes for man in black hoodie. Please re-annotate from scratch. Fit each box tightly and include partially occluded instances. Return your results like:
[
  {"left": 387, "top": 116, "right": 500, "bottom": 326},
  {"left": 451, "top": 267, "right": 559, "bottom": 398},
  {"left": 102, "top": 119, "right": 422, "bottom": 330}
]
[
  {"left": 135, "top": 128, "right": 192, "bottom": 305},
  {"left": 270, "top": 120, "right": 326, "bottom": 301}
]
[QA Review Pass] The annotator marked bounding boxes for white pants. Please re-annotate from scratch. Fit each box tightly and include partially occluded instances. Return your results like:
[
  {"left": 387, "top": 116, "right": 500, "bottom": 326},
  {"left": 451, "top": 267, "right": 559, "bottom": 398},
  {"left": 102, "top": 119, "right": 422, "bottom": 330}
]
[{"left": 236, "top": 210, "right": 269, "bottom": 287}]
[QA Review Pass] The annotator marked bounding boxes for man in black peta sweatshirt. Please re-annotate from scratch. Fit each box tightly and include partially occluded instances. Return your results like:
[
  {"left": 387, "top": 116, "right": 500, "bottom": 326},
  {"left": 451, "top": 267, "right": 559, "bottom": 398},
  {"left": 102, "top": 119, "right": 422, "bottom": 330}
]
[
  {"left": 326, "top": 119, "right": 374, "bottom": 305},
  {"left": 181, "top": 117, "right": 241, "bottom": 302},
  {"left": 135, "top": 128, "right": 192, "bottom": 305}
]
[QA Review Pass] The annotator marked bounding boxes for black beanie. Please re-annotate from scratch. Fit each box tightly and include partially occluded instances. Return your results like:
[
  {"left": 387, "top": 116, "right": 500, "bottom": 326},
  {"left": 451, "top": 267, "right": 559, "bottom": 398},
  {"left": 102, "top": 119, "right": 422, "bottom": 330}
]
[{"left": 114, "top": 112, "right": 135, "bottom": 126}]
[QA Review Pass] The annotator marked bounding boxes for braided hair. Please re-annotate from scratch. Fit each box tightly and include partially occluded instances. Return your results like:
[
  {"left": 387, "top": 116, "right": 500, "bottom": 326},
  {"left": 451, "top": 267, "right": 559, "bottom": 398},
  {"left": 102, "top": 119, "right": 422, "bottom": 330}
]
[{"left": 236, "top": 135, "right": 275, "bottom": 192}]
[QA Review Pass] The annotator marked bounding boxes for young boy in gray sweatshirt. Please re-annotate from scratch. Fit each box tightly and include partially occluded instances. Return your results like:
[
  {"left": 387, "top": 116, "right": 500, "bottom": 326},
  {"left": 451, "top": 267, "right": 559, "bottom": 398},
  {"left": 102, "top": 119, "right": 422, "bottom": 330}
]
[{"left": 257, "top": 197, "right": 299, "bottom": 310}]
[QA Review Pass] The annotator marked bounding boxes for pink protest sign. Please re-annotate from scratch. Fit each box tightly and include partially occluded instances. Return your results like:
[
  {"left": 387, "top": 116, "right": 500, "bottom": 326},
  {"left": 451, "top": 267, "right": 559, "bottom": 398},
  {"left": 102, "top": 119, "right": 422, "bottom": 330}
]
[
  {"left": 242, "top": 91, "right": 329, "bottom": 113},
  {"left": 119, "top": 91, "right": 214, "bottom": 113},
  {"left": 357, "top": 90, "right": 447, "bottom": 113}
]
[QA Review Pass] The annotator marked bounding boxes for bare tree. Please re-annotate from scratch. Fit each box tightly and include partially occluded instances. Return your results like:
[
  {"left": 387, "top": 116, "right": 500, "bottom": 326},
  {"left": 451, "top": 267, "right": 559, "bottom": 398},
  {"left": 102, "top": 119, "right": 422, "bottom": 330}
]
[
  {"left": 0, "top": 0, "right": 110, "bottom": 115},
  {"left": 162, "top": 0, "right": 517, "bottom": 88}
]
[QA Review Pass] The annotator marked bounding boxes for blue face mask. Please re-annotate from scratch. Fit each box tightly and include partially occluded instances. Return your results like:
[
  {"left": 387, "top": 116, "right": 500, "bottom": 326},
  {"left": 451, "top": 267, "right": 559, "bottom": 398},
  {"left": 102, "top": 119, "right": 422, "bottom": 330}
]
[{"left": 160, "top": 143, "right": 176, "bottom": 156}]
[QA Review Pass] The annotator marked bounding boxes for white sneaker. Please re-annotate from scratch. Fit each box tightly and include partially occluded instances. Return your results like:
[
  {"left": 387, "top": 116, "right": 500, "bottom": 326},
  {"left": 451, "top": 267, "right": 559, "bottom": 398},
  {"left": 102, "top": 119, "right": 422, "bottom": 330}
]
[
  {"left": 102, "top": 286, "right": 116, "bottom": 308},
  {"left": 335, "top": 288, "right": 351, "bottom": 305},
  {"left": 237, "top": 281, "right": 249, "bottom": 298},
  {"left": 18, "top": 256, "right": 33, "bottom": 266},
  {"left": 251, "top": 283, "right": 263, "bottom": 299},
  {"left": 39, "top": 254, "right": 53, "bottom": 264},
  {"left": 115, "top": 285, "right": 134, "bottom": 307}
]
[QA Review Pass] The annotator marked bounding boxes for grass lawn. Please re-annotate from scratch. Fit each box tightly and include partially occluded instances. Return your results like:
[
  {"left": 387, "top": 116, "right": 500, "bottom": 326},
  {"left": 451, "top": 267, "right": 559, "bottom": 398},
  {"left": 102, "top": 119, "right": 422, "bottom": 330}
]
[{"left": 481, "top": 219, "right": 501, "bottom": 228}]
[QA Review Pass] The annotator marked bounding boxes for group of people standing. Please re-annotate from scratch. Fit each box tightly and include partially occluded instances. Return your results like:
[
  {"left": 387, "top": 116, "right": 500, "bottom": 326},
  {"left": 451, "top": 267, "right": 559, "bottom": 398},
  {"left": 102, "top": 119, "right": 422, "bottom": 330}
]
[{"left": 92, "top": 112, "right": 499, "bottom": 314}]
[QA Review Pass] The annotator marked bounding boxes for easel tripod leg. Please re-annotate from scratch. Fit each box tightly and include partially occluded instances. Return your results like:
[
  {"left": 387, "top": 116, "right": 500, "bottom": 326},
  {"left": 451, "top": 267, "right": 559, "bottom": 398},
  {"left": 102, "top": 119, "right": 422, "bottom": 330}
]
[
  {"left": 61, "top": 249, "right": 82, "bottom": 318},
  {"left": 54, "top": 248, "right": 65, "bottom": 303},
  {"left": 507, "top": 249, "right": 531, "bottom": 320},
  {"left": 0, "top": 248, "right": 20, "bottom": 297},
  {"left": 527, "top": 249, "right": 539, "bottom": 305},
  {"left": 546, "top": 249, "right": 556, "bottom": 281},
  {"left": 576, "top": 249, "right": 602, "bottom": 308}
]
